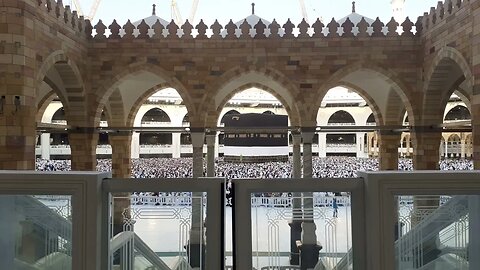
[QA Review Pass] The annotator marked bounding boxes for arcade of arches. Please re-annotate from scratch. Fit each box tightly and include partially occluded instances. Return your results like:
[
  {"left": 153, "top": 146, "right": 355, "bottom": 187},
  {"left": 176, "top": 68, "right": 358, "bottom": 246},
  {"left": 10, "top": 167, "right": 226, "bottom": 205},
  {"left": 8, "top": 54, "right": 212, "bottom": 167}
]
[{"left": 3, "top": 0, "right": 480, "bottom": 178}]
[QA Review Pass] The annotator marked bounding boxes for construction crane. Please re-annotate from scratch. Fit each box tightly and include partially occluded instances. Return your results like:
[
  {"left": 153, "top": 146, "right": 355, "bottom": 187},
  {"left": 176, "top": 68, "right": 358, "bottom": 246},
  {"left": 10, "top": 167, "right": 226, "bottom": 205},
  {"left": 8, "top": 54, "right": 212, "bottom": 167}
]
[
  {"left": 298, "top": 0, "right": 309, "bottom": 23},
  {"left": 170, "top": 0, "right": 200, "bottom": 25},
  {"left": 188, "top": 0, "right": 199, "bottom": 23},
  {"left": 171, "top": 0, "right": 183, "bottom": 25},
  {"left": 70, "top": 0, "right": 102, "bottom": 20}
]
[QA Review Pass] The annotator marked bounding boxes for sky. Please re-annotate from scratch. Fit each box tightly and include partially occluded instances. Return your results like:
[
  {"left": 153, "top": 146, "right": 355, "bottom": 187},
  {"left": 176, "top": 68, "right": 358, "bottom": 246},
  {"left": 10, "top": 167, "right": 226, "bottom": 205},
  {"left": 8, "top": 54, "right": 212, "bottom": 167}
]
[{"left": 70, "top": 0, "right": 441, "bottom": 26}]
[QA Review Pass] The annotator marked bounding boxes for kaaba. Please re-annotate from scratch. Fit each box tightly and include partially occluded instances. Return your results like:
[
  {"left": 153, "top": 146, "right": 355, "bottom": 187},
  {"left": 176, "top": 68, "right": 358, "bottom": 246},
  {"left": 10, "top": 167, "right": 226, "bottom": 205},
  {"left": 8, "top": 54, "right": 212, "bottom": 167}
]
[{"left": 223, "top": 113, "right": 288, "bottom": 162}]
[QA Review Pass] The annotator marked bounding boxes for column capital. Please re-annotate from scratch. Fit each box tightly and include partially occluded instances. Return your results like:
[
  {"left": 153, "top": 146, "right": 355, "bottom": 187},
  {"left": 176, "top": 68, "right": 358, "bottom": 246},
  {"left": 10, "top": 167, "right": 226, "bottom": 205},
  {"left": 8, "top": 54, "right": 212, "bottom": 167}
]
[
  {"left": 191, "top": 131, "right": 205, "bottom": 148},
  {"left": 301, "top": 127, "right": 316, "bottom": 144}
]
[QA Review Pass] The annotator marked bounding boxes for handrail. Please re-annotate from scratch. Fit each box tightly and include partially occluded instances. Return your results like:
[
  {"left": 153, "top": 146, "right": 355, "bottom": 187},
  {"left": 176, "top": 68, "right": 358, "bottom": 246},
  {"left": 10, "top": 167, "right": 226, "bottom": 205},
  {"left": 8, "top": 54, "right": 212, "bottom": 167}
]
[{"left": 111, "top": 231, "right": 171, "bottom": 270}]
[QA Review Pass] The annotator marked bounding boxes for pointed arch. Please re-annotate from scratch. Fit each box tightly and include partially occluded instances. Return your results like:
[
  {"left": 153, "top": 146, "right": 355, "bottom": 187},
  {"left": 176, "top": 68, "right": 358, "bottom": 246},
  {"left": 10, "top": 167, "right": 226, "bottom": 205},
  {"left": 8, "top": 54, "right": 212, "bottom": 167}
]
[
  {"left": 327, "top": 110, "right": 356, "bottom": 125},
  {"left": 36, "top": 50, "right": 87, "bottom": 125},
  {"left": 95, "top": 63, "right": 194, "bottom": 127},
  {"left": 203, "top": 66, "right": 301, "bottom": 127},
  {"left": 316, "top": 61, "right": 416, "bottom": 126},
  {"left": 423, "top": 47, "right": 473, "bottom": 125}
]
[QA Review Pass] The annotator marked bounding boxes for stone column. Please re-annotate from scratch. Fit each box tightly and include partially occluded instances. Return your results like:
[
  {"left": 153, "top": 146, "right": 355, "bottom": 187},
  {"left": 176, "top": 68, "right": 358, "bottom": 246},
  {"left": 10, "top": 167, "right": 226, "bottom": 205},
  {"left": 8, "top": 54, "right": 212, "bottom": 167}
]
[
  {"left": 378, "top": 131, "right": 401, "bottom": 170},
  {"left": 109, "top": 132, "right": 132, "bottom": 178},
  {"left": 191, "top": 131, "right": 205, "bottom": 178},
  {"left": 411, "top": 129, "right": 442, "bottom": 260},
  {"left": 206, "top": 132, "right": 216, "bottom": 177},
  {"left": 474, "top": 103, "right": 480, "bottom": 169},
  {"left": 378, "top": 131, "right": 401, "bottom": 240},
  {"left": 301, "top": 129, "right": 315, "bottom": 179},
  {"left": 299, "top": 128, "right": 319, "bottom": 270},
  {"left": 0, "top": 1, "right": 36, "bottom": 170},
  {"left": 109, "top": 132, "right": 133, "bottom": 240},
  {"left": 289, "top": 132, "right": 302, "bottom": 265},
  {"left": 41, "top": 133, "right": 51, "bottom": 160},
  {"left": 189, "top": 130, "right": 205, "bottom": 268},
  {"left": 69, "top": 129, "right": 98, "bottom": 171},
  {"left": 412, "top": 130, "right": 442, "bottom": 170},
  {"left": 472, "top": 2, "right": 480, "bottom": 169}
]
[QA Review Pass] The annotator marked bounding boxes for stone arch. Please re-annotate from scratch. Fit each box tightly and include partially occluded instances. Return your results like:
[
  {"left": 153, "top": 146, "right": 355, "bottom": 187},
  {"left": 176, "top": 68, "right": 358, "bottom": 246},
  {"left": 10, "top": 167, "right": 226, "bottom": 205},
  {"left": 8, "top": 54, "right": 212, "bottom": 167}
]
[
  {"left": 203, "top": 67, "right": 301, "bottom": 127},
  {"left": 316, "top": 61, "right": 416, "bottom": 126},
  {"left": 209, "top": 83, "right": 299, "bottom": 127},
  {"left": 327, "top": 110, "right": 356, "bottom": 125},
  {"left": 105, "top": 88, "right": 126, "bottom": 127},
  {"left": 36, "top": 50, "right": 86, "bottom": 125},
  {"left": 126, "top": 83, "right": 185, "bottom": 127},
  {"left": 95, "top": 63, "right": 194, "bottom": 127},
  {"left": 423, "top": 47, "right": 473, "bottom": 125},
  {"left": 336, "top": 82, "right": 384, "bottom": 126},
  {"left": 36, "top": 90, "right": 56, "bottom": 123}
]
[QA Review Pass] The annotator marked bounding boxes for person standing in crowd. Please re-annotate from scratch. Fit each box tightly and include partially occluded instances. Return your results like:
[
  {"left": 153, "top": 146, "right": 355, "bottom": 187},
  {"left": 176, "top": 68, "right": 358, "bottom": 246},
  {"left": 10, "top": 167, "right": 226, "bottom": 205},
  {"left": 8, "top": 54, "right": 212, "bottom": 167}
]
[{"left": 332, "top": 197, "right": 338, "bottom": 218}]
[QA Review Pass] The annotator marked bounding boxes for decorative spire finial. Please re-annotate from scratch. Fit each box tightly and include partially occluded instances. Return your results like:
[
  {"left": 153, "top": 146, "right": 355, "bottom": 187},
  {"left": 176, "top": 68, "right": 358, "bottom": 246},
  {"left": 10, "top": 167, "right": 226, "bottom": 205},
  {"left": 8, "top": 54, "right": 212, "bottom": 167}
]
[
  {"left": 251, "top": 2, "right": 255, "bottom": 15},
  {"left": 352, "top": 1, "right": 356, "bottom": 13},
  {"left": 152, "top": 4, "right": 156, "bottom": 16}
]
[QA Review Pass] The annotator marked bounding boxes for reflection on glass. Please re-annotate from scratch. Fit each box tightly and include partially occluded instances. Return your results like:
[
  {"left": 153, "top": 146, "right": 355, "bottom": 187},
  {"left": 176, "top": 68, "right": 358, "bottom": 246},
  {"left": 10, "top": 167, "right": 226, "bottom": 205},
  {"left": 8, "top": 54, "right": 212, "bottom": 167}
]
[
  {"left": 110, "top": 192, "right": 207, "bottom": 270},
  {"left": 0, "top": 195, "right": 72, "bottom": 270},
  {"left": 396, "top": 195, "right": 478, "bottom": 270},
  {"left": 249, "top": 191, "right": 353, "bottom": 270}
]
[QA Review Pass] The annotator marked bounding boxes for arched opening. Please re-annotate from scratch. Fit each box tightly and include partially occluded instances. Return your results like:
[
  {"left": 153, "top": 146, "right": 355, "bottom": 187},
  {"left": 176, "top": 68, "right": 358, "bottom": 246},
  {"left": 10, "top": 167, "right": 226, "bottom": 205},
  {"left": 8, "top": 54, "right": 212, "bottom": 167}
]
[
  {"left": 366, "top": 113, "right": 376, "bottom": 125},
  {"left": 263, "top": 110, "right": 275, "bottom": 115},
  {"left": 50, "top": 107, "right": 69, "bottom": 147},
  {"left": 131, "top": 87, "right": 186, "bottom": 158},
  {"left": 319, "top": 87, "right": 376, "bottom": 158},
  {"left": 422, "top": 48, "right": 473, "bottom": 168},
  {"left": 140, "top": 108, "right": 172, "bottom": 146},
  {"left": 444, "top": 105, "right": 471, "bottom": 121},
  {"left": 141, "top": 108, "right": 171, "bottom": 123},
  {"left": 446, "top": 134, "right": 462, "bottom": 159},
  {"left": 327, "top": 110, "right": 356, "bottom": 125},
  {"left": 216, "top": 88, "right": 289, "bottom": 162}
]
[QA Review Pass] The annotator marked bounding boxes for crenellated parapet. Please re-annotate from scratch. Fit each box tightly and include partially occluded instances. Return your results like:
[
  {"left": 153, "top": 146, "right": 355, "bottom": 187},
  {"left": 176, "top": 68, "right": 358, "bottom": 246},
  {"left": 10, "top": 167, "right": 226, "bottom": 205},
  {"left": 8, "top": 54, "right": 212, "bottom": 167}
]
[
  {"left": 417, "top": 0, "right": 470, "bottom": 37},
  {"left": 91, "top": 16, "right": 419, "bottom": 40},
  {"left": 35, "top": 0, "right": 92, "bottom": 40}
]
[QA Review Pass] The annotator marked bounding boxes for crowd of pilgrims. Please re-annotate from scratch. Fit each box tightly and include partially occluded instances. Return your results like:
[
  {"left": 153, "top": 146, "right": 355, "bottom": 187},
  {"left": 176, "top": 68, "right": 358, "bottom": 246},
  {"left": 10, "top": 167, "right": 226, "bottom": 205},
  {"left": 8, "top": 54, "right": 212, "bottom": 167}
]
[{"left": 36, "top": 156, "right": 474, "bottom": 179}]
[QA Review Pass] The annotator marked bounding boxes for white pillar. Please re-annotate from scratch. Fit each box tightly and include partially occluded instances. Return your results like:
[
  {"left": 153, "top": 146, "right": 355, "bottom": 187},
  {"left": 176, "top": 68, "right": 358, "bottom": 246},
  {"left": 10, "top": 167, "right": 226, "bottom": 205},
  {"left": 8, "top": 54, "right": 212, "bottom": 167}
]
[
  {"left": 131, "top": 132, "right": 140, "bottom": 159},
  {"left": 445, "top": 140, "right": 448, "bottom": 158},
  {"left": 214, "top": 132, "right": 220, "bottom": 158},
  {"left": 318, "top": 133, "right": 327, "bottom": 158},
  {"left": 172, "top": 133, "right": 181, "bottom": 158},
  {"left": 41, "top": 133, "right": 50, "bottom": 160},
  {"left": 356, "top": 132, "right": 368, "bottom": 158}
]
